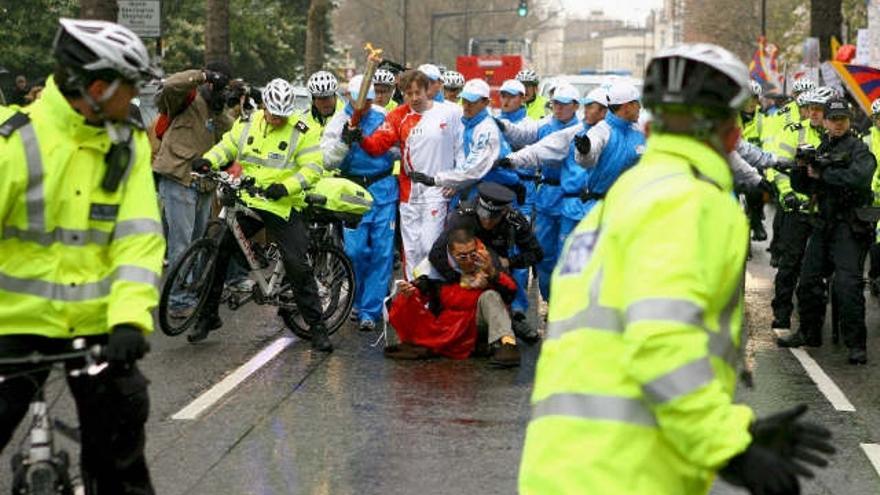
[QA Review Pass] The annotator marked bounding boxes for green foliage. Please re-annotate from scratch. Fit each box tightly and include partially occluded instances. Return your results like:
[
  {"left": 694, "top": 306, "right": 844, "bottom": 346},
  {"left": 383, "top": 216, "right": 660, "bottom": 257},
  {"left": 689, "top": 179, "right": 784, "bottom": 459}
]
[{"left": 0, "top": 0, "right": 79, "bottom": 81}]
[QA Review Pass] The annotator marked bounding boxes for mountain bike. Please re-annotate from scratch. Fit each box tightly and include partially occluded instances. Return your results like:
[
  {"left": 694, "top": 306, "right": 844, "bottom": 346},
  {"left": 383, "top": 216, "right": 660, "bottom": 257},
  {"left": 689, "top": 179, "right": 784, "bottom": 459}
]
[
  {"left": 0, "top": 339, "right": 105, "bottom": 495},
  {"left": 158, "top": 172, "right": 355, "bottom": 340}
]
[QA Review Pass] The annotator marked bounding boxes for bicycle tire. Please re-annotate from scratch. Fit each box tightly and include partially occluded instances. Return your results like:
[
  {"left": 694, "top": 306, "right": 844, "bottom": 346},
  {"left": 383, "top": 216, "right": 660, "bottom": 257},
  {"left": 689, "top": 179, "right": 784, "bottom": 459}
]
[
  {"left": 279, "top": 245, "right": 355, "bottom": 339},
  {"left": 158, "top": 238, "right": 219, "bottom": 336}
]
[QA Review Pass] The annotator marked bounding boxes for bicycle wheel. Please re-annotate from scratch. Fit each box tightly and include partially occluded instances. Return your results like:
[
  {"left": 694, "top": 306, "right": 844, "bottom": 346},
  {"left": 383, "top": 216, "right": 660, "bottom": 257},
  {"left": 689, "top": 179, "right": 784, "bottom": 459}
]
[
  {"left": 279, "top": 245, "right": 355, "bottom": 339},
  {"left": 158, "top": 238, "right": 219, "bottom": 336}
]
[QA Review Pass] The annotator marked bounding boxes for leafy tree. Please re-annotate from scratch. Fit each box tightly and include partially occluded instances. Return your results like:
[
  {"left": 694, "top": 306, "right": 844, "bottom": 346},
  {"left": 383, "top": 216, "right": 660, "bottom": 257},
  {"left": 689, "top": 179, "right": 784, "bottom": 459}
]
[{"left": 0, "top": 0, "right": 79, "bottom": 87}]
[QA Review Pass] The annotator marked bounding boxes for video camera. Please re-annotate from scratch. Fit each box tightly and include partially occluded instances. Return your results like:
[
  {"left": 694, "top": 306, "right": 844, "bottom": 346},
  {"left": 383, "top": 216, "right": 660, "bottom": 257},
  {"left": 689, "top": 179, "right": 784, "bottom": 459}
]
[{"left": 794, "top": 144, "right": 847, "bottom": 171}]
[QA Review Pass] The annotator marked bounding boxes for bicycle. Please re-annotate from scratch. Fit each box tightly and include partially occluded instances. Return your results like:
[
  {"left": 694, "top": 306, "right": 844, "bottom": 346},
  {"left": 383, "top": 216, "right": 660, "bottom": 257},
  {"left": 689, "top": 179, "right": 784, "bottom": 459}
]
[
  {"left": 0, "top": 339, "right": 105, "bottom": 495},
  {"left": 158, "top": 171, "right": 356, "bottom": 340}
]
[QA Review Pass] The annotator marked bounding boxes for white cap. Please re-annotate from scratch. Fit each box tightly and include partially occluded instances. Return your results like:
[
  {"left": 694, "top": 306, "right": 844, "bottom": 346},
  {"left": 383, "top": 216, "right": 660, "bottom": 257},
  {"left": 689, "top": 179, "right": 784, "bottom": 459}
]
[
  {"left": 417, "top": 63, "right": 442, "bottom": 81},
  {"left": 460, "top": 79, "right": 491, "bottom": 102},
  {"left": 606, "top": 82, "right": 640, "bottom": 105},
  {"left": 347, "top": 74, "right": 375, "bottom": 101},
  {"left": 499, "top": 79, "right": 526, "bottom": 96},
  {"left": 582, "top": 87, "right": 609, "bottom": 106},
  {"left": 551, "top": 83, "right": 579, "bottom": 104}
]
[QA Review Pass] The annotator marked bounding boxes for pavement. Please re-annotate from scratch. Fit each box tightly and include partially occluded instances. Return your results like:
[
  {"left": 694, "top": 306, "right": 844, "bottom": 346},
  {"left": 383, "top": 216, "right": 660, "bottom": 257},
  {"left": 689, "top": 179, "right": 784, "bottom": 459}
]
[{"left": 2, "top": 209, "right": 880, "bottom": 494}]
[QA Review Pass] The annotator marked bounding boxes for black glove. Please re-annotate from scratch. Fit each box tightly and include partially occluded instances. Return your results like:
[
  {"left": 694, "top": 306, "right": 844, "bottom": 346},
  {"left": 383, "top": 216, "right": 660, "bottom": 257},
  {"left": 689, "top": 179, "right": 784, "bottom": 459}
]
[
  {"left": 106, "top": 324, "right": 150, "bottom": 364},
  {"left": 494, "top": 157, "right": 514, "bottom": 169},
  {"left": 410, "top": 171, "right": 435, "bottom": 186},
  {"left": 191, "top": 158, "right": 212, "bottom": 174},
  {"left": 264, "top": 183, "right": 289, "bottom": 200},
  {"left": 757, "top": 178, "right": 775, "bottom": 196},
  {"left": 720, "top": 444, "right": 803, "bottom": 495},
  {"left": 204, "top": 70, "right": 229, "bottom": 90},
  {"left": 493, "top": 117, "right": 507, "bottom": 133},
  {"left": 783, "top": 192, "right": 800, "bottom": 210},
  {"left": 574, "top": 133, "right": 591, "bottom": 155},
  {"left": 750, "top": 404, "right": 835, "bottom": 466},
  {"left": 341, "top": 124, "right": 363, "bottom": 145}
]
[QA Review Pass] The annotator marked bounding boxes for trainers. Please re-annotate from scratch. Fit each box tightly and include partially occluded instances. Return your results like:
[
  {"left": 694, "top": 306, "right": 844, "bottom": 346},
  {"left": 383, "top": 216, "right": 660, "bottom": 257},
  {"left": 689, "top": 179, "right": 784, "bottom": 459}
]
[
  {"left": 489, "top": 341, "right": 521, "bottom": 368},
  {"left": 187, "top": 314, "right": 222, "bottom": 343},
  {"left": 358, "top": 319, "right": 376, "bottom": 332},
  {"left": 311, "top": 324, "right": 333, "bottom": 353}
]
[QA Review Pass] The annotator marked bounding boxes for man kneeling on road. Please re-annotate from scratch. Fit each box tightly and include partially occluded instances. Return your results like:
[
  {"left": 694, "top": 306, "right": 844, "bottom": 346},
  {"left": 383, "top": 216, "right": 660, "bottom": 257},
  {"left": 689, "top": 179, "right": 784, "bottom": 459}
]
[{"left": 386, "top": 227, "right": 521, "bottom": 367}]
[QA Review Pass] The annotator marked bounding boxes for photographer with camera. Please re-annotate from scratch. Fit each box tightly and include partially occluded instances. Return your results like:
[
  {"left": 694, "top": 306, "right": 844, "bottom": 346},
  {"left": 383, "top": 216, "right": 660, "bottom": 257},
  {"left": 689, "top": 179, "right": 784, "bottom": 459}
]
[{"left": 778, "top": 97, "right": 877, "bottom": 365}]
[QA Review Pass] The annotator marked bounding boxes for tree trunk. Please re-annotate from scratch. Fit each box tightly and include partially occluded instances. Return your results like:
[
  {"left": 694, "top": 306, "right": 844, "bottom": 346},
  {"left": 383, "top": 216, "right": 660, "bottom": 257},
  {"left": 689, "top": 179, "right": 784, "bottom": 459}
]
[
  {"left": 305, "top": 0, "right": 331, "bottom": 74},
  {"left": 80, "top": 0, "right": 117, "bottom": 21},
  {"left": 205, "top": 0, "right": 230, "bottom": 67},
  {"left": 811, "top": 0, "right": 842, "bottom": 60}
]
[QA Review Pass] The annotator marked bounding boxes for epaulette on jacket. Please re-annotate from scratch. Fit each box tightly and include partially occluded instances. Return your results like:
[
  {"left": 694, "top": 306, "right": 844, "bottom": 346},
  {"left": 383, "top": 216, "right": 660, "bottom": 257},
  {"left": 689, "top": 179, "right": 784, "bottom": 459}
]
[{"left": 295, "top": 120, "right": 310, "bottom": 133}]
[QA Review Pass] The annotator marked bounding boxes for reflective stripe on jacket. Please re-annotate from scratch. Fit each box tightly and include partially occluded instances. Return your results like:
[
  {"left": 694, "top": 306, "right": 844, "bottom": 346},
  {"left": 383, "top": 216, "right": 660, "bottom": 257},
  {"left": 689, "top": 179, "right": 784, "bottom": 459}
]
[
  {"left": 520, "top": 133, "right": 754, "bottom": 495},
  {"left": 0, "top": 76, "right": 165, "bottom": 338}
]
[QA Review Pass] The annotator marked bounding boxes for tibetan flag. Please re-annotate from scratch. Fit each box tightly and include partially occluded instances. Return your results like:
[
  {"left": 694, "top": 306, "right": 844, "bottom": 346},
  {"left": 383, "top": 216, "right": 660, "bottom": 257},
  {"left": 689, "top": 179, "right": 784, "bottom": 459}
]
[
  {"left": 830, "top": 62, "right": 880, "bottom": 116},
  {"left": 749, "top": 36, "right": 782, "bottom": 92}
]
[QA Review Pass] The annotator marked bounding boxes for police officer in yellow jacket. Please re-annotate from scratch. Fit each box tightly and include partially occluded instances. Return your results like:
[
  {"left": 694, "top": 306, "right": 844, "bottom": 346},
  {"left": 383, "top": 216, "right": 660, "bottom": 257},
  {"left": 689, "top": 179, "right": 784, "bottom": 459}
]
[
  {"left": 0, "top": 19, "right": 163, "bottom": 493},
  {"left": 192, "top": 78, "right": 333, "bottom": 351},
  {"left": 519, "top": 43, "right": 834, "bottom": 495}
]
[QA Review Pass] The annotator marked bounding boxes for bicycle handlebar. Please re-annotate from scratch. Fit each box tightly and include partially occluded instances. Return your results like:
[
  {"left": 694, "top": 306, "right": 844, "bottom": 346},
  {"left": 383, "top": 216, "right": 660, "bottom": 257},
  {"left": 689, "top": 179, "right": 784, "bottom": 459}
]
[{"left": 0, "top": 341, "right": 103, "bottom": 367}]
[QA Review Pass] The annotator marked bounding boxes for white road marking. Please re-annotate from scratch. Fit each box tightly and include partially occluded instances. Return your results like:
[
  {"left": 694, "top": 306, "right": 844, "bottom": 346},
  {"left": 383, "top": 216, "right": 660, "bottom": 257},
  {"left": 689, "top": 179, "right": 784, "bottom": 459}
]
[
  {"left": 860, "top": 444, "right": 880, "bottom": 478},
  {"left": 171, "top": 336, "right": 296, "bottom": 420},
  {"left": 788, "top": 348, "right": 856, "bottom": 412}
]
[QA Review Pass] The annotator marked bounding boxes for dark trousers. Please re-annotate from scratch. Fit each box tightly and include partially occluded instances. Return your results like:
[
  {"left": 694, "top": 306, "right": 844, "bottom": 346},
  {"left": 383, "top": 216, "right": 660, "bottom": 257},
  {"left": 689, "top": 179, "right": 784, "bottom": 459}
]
[
  {"left": 771, "top": 211, "right": 813, "bottom": 325},
  {"left": 796, "top": 221, "right": 870, "bottom": 349},
  {"left": 0, "top": 335, "right": 153, "bottom": 495},
  {"left": 869, "top": 240, "right": 880, "bottom": 280},
  {"left": 745, "top": 188, "right": 765, "bottom": 230},
  {"left": 207, "top": 208, "right": 323, "bottom": 326},
  {"left": 769, "top": 203, "right": 785, "bottom": 258}
]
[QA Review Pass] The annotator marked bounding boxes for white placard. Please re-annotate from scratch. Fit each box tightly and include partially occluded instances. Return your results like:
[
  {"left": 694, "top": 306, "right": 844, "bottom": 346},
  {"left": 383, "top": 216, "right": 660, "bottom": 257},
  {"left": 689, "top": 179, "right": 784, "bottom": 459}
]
[{"left": 118, "top": 0, "right": 161, "bottom": 38}]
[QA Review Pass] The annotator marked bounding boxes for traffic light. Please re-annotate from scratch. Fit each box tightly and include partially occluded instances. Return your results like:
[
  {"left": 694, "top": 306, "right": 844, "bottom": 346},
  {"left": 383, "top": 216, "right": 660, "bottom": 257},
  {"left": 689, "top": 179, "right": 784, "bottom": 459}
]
[{"left": 517, "top": 0, "right": 528, "bottom": 17}]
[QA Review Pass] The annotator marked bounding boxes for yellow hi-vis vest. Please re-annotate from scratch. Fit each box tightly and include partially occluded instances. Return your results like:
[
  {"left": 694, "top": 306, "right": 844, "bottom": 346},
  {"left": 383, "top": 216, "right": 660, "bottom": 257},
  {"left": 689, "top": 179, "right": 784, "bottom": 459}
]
[
  {"left": 760, "top": 100, "right": 798, "bottom": 150},
  {"left": 739, "top": 111, "right": 765, "bottom": 146},
  {"left": 520, "top": 133, "right": 754, "bottom": 495},
  {"left": 863, "top": 127, "right": 880, "bottom": 206},
  {"left": 765, "top": 121, "right": 822, "bottom": 211},
  {"left": 0, "top": 76, "right": 165, "bottom": 338},
  {"left": 203, "top": 110, "right": 325, "bottom": 219},
  {"left": 525, "top": 94, "right": 549, "bottom": 120}
]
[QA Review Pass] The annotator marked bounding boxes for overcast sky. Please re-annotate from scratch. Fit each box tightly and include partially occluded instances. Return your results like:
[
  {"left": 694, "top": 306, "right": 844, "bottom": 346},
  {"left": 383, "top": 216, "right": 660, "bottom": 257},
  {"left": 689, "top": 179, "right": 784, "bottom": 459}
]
[{"left": 559, "top": 0, "right": 664, "bottom": 24}]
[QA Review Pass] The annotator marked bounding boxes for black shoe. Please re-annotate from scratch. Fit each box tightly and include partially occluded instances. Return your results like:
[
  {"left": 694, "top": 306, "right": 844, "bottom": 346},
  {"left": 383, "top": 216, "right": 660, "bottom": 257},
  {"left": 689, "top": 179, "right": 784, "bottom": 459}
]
[
  {"left": 848, "top": 348, "right": 868, "bottom": 365},
  {"left": 771, "top": 319, "right": 790, "bottom": 330},
  {"left": 752, "top": 224, "right": 767, "bottom": 242},
  {"left": 777, "top": 332, "right": 821, "bottom": 348},
  {"left": 187, "top": 314, "right": 222, "bottom": 343},
  {"left": 769, "top": 255, "right": 779, "bottom": 268},
  {"left": 512, "top": 311, "right": 540, "bottom": 344},
  {"left": 489, "top": 342, "right": 521, "bottom": 368},
  {"left": 311, "top": 325, "right": 333, "bottom": 352}
]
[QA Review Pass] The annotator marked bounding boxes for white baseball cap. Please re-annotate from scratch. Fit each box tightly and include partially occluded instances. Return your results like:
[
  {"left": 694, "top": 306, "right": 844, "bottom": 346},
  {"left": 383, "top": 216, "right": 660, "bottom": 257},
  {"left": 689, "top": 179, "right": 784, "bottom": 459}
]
[
  {"left": 582, "top": 87, "right": 609, "bottom": 106},
  {"left": 551, "top": 83, "right": 580, "bottom": 104},
  {"left": 606, "top": 82, "right": 640, "bottom": 105},
  {"left": 460, "top": 79, "right": 491, "bottom": 102},
  {"left": 500, "top": 79, "right": 526, "bottom": 96},
  {"left": 347, "top": 75, "right": 375, "bottom": 101},
  {"left": 417, "top": 63, "right": 442, "bottom": 81}
]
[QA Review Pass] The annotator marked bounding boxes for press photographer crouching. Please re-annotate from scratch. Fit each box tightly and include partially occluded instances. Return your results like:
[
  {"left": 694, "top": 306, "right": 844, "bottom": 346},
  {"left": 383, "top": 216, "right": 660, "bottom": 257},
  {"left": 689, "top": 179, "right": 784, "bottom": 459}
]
[{"left": 778, "top": 97, "right": 877, "bottom": 365}]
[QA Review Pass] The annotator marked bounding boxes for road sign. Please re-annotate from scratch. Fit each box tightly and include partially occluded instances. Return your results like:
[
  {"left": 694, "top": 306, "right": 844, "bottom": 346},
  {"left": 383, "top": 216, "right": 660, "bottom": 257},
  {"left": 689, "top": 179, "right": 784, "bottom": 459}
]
[{"left": 118, "top": 0, "right": 161, "bottom": 38}]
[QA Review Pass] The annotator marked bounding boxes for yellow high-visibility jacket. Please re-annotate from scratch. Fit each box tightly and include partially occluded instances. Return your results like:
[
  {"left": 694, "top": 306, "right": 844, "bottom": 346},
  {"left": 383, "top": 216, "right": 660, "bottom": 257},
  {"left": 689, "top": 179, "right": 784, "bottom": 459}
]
[
  {"left": 525, "top": 94, "right": 549, "bottom": 121},
  {"left": 520, "top": 133, "right": 754, "bottom": 495},
  {"left": 0, "top": 76, "right": 164, "bottom": 338},
  {"left": 203, "top": 110, "right": 325, "bottom": 219}
]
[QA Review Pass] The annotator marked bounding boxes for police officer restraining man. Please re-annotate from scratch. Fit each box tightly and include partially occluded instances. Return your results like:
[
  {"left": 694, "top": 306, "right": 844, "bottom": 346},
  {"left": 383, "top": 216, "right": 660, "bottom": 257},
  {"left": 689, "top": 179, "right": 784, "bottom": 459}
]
[
  {"left": 778, "top": 97, "right": 877, "bottom": 365},
  {"left": 519, "top": 43, "right": 834, "bottom": 495},
  {"left": 0, "top": 18, "right": 164, "bottom": 493},
  {"left": 429, "top": 183, "right": 543, "bottom": 343}
]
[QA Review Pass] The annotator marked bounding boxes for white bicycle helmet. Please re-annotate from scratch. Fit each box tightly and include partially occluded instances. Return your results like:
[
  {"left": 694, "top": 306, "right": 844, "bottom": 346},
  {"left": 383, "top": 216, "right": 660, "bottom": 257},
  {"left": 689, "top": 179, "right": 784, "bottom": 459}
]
[
  {"left": 307, "top": 70, "right": 338, "bottom": 97},
  {"left": 372, "top": 69, "right": 396, "bottom": 86},
  {"left": 802, "top": 86, "right": 836, "bottom": 106},
  {"left": 872, "top": 98, "right": 880, "bottom": 116},
  {"left": 54, "top": 18, "right": 158, "bottom": 82},
  {"left": 442, "top": 70, "right": 465, "bottom": 89},
  {"left": 792, "top": 78, "right": 816, "bottom": 95},
  {"left": 262, "top": 78, "right": 296, "bottom": 117},
  {"left": 749, "top": 79, "right": 763, "bottom": 97},
  {"left": 643, "top": 43, "right": 750, "bottom": 113},
  {"left": 516, "top": 69, "right": 539, "bottom": 85}
]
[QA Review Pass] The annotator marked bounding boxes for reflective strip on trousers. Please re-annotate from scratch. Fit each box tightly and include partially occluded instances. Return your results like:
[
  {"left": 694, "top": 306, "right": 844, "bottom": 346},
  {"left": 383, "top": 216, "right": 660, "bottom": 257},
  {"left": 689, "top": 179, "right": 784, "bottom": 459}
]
[
  {"left": 642, "top": 357, "right": 714, "bottom": 404},
  {"left": 532, "top": 393, "right": 657, "bottom": 427},
  {"left": 20, "top": 123, "right": 45, "bottom": 231},
  {"left": 2, "top": 219, "right": 161, "bottom": 247},
  {"left": 0, "top": 265, "right": 160, "bottom": 302}
]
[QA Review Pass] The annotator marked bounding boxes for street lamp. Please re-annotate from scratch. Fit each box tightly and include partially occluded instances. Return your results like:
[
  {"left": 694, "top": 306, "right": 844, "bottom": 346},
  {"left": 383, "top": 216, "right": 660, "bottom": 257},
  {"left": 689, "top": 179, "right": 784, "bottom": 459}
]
[{"left": 518, "top": 1, "right": 528, "bottom": 17}]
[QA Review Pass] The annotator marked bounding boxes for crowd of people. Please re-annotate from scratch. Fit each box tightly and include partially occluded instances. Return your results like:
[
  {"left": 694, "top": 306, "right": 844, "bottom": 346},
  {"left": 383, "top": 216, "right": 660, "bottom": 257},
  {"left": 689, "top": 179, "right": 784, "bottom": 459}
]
[{"left": 0, "top": 14, "right": 875, "bottom": 494}]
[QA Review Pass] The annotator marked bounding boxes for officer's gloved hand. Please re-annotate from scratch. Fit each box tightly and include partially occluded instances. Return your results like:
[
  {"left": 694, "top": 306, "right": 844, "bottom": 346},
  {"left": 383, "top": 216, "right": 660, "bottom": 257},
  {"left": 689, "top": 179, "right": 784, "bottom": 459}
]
[
  {"left": 719, "top": 443, "right": 803, "bottom": 495},
  {"left": 493, "top": 117, "right": 507, "bottom": 133},
  {"left": 574, "top": 134, "right": 591, "bottom": 155},
  {"left": 106, "top": 324, "right": 150, "bottom": 364},
  {"left": 410, "top": 171, "right": 436, "bottom": 186},
  {"left": 341, "top": 125, "right": 363, "bottom": 145},
  {"left": 494, "top": 157, "right": 514, "bottom": 169},
  {"left": 192, "top": 158, "right": 212, "bottom": 174},
  {"left": 750, "top": 404, "right": 835, "bottom": 463},
  {"left": 264, "top": 183, "right": 289, "bottom": 200},
  {"left": 783, "top": 192, "right": 800, "bottom": 210}
]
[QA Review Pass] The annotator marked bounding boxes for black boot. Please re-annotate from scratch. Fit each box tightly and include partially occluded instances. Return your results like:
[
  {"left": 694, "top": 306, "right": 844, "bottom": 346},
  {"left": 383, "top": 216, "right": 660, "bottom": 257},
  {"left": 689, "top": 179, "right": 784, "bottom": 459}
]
[
  {"left": 187, "top": 314, "right": 222, "bottom": 343},
  {"left": 512, "top": 311, "right": 540, "bottom": 344},
  {"left": 311, "top": 324, "right": 333, "bottom": 352},
  {"left": 848, "top": 348, "right": 868, "bottom": 365},
  {"left": 777, "top": 330, "right": 821, "bottom": 348},
  {"left": 751, "top": 222, "right": 767, "bottom": 242}
]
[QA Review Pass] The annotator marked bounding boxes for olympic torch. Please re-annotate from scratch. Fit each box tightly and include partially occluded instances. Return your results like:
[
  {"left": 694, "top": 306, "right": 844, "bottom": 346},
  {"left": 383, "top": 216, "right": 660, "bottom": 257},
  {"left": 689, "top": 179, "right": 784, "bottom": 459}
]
[{"left": 350, "top": 43, "right": 384, "bottom": 127}]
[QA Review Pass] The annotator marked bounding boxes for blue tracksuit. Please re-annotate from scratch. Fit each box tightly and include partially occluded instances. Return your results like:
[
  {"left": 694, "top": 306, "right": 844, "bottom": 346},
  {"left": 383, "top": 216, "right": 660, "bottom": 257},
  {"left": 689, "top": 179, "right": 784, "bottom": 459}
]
[
  {"left": 501, "top": 106, "right": 535, "bottom": 314},
  {"left": 339, "top": 104, "right": 399, "bottom": 324}
]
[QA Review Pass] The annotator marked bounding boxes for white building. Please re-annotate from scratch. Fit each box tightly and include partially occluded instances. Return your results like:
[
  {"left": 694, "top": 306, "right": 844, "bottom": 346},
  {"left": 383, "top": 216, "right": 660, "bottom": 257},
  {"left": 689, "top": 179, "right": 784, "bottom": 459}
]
[{"left": 602, "top": 33, "right": 653, "bottom": 77}]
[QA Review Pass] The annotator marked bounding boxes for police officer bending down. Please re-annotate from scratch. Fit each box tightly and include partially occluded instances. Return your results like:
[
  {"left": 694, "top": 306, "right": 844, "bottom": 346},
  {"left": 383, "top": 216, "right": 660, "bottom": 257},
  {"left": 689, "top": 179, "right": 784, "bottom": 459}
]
[
  {"left": 429, "top": 183, "right": 543, "bottom": 342},
  {"left": 778, "top": 97, "right": 877, "bottom": 365}
]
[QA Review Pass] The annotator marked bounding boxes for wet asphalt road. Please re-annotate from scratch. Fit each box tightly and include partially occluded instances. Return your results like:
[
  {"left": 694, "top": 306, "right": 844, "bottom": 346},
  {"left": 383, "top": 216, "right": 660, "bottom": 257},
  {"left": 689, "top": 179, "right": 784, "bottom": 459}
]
[{"left": 2, "top": 209, "right": 880, "bottom": 494}]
